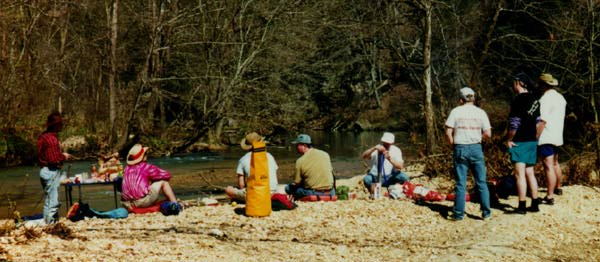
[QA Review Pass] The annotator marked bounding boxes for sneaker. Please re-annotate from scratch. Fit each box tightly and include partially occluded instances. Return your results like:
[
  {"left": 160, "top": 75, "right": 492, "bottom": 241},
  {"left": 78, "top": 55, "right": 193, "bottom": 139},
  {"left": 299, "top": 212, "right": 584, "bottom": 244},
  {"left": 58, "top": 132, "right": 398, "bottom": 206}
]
[
  {"left": 482, "top": 215, "right": 492, "bottom": 221},
  {"left": 554, "top": 188, "right": 563, "bottom": 195},
  {"left": 447, "top": 216, "right": 463, "bottom": 221}
]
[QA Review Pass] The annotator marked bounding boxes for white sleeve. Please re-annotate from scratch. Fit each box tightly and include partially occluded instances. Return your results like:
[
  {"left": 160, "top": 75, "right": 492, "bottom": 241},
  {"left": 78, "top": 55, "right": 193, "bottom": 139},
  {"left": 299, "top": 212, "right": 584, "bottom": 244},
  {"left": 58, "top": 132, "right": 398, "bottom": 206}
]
[
  {"left": 268, "top": 153, "right": 278, "bottom": 171},
  {"left": 391, "top": 146, "right": 403, "bottom": 163},
  {"left": 539, "top": 95, "right": 551, "bottom": 122},
  {"left": 481, "top": 110, "right": 492, "bottom": 131},
  {"left": 236, "top": 157, "right": 245, "bottom": 175},
  {"left": 445, "top": 109, "right": 456, "bottom": 128}
]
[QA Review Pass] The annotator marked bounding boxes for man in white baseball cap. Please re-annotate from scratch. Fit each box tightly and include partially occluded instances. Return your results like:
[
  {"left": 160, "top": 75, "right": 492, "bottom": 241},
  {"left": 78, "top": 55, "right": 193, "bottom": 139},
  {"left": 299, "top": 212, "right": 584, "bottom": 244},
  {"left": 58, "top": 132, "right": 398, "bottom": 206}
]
[{"left": 445, "top": 86, "right": 492, "bottom": 221}]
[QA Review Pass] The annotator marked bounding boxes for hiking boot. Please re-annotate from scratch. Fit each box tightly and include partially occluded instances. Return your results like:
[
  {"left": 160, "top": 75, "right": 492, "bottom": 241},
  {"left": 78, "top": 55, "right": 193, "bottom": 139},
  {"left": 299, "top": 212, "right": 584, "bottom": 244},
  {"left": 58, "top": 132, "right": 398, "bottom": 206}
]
[
  {"left": 542, "top": 196, "right": 554, "bottom": 205},
  {"left": 528, "top": 198, "right": 540, "bottom": 212},
  {"left": 447, "top": 215, "right": 463, "bottom": 221},
  {"left": 554, "top": 188, "right": 563, "bottom": 195},
  {"left": 516, "top": 200, "right": 527, "bottom": 214}
]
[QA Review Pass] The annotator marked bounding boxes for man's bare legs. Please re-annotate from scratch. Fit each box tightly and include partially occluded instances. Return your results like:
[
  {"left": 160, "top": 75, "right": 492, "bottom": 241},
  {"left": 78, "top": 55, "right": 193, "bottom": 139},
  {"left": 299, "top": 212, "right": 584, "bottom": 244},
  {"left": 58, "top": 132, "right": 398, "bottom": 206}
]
[
  {"left": 515, "top": 163, "right": 528, "bottom": 202},
  {"left": 515, "top": 163, "right": 539, "bottom": 213},
  {"left": 543, "top": 154, "right": 557, "bottom": 201},
  {"left": 554, "top": 153, "right": 563, "bottom": 194},
  {"left": 161, "top": 181, "right": 177, "bottom": 202},
  {"left": 525, "top": 166, "right": 538, "bottom": 200},
  {"left": 225, "top": 186, "right": 238, "bottom": 199}
]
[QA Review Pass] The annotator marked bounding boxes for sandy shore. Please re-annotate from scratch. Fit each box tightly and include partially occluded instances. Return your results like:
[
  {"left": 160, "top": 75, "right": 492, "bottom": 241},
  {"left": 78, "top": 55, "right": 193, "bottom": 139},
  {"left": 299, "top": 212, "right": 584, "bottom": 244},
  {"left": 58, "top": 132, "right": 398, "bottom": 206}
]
[{"left": 1, "top": 174, "right": 600, "bottom": 261}]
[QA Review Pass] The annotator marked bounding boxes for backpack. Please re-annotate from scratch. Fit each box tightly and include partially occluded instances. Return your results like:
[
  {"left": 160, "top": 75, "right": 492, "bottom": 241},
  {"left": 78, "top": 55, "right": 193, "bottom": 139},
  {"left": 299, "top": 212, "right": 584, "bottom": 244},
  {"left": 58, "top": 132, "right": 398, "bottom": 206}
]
[
  {"left": 495, "top": 175, "right": 518, "bottom": 199},
  {"left": 271, "top": 193, "right": 296, "bottom": 211}
]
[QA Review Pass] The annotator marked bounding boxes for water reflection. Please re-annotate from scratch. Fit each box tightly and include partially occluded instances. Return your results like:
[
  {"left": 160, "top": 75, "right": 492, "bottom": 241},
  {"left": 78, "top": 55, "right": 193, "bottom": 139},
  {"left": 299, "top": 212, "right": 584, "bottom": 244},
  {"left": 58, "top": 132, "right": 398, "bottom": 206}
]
[{"left": 0, "top": 131, "right": 417, "bottom": 218}]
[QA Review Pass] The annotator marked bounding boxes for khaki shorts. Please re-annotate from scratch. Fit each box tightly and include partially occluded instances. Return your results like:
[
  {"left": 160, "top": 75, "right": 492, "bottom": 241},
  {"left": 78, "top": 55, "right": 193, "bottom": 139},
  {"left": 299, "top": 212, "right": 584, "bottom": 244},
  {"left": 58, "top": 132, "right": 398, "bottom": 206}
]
[
  {"left": 230, "top": 188, "right": 247, "bottom": 202},
  {"left": 122, "top": 181, "right": 164, "bottom": 209}
]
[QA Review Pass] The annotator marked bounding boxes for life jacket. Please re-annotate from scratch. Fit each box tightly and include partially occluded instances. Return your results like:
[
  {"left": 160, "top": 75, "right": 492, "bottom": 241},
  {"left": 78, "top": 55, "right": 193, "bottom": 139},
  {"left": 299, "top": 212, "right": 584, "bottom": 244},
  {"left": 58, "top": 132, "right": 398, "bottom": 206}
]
[{"left": 245, "top": 141, "right": 272, "bottom": 217}]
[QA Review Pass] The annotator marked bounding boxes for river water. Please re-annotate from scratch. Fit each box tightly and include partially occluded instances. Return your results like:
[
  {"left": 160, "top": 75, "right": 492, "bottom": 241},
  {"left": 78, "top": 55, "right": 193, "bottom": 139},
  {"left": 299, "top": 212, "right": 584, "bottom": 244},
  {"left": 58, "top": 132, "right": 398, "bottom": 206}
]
[{"left": 0, "top": 131, "right": 418, "bottom": 219}]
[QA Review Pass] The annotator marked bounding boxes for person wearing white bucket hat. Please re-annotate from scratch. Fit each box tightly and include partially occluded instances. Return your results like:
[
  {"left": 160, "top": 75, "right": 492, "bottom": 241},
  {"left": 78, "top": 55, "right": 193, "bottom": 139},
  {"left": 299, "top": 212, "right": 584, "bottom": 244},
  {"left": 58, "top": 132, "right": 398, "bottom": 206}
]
[
  {"left": 121, "top": 144, "right": 179, "bottom": 210},
  {"left": 361, "top": 132, "right": 410, "bottom": 196}
]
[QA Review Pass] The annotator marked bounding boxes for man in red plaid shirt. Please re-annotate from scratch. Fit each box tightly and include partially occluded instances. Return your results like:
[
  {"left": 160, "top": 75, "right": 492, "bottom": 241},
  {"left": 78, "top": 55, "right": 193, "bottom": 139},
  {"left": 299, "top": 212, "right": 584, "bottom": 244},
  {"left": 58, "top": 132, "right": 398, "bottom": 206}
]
[{"left": 38, "top": 112, "right": 71, "bottom": 224}]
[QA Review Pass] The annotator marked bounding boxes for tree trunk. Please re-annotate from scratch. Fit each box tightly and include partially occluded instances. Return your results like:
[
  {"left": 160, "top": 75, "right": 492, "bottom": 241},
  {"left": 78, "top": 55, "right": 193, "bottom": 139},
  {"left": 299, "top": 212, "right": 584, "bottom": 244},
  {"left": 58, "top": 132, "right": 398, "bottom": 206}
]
[
  {"left": 108, "top": 0, "right": 119, "bottom": 149},
  {"left": 589, "top": 0, "right": 600, "bottom": 167},
  {"left": 423, "top": 0, "right": 436, "bottom": 155},
  {"left": 469, "top": 0, "right": 504, "bottom": 87},
  {"left": 119, "top": 0, "right": 159, "bottom": 151}
]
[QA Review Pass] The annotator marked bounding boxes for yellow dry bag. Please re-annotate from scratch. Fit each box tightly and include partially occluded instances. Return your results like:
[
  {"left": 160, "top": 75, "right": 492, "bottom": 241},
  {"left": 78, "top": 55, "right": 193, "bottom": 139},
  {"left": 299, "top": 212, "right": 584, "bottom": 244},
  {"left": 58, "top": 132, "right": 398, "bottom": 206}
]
[{"left": 245, "top": 141, "right": 271, "bottom": 217}]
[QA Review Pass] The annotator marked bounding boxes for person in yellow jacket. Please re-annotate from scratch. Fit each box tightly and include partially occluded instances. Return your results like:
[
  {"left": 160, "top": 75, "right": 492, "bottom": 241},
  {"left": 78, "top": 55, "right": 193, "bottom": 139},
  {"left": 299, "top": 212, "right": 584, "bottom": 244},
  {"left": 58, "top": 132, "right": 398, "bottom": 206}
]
[{"left": 285, "top": 134, "right": 335, "bottom": 199}]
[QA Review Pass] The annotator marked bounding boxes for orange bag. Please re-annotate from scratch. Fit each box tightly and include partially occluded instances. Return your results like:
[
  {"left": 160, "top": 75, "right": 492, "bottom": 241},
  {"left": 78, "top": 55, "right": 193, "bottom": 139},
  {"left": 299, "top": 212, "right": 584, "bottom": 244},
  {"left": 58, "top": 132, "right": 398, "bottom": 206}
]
[{"left": 245, "top": 141, "right": 272, "bottom": 217}]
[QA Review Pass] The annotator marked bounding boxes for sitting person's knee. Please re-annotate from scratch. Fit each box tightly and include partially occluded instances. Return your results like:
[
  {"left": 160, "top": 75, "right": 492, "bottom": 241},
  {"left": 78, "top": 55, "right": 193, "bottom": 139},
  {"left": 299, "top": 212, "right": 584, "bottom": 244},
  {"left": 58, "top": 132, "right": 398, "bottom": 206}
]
[
  {"left": 225, "top": 186, "right": 235, "bottom": 197},
  {"left": 363, "top": 174, "right": 374, "bottom": 186}
]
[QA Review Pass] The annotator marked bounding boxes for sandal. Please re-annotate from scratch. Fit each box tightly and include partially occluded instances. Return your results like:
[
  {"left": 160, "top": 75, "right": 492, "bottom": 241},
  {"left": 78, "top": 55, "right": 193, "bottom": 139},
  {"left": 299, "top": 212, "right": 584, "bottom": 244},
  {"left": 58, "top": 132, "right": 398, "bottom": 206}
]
[
  {"left": 554, "top": 188, "right": 563, "bottom": 195},
  {"left": 542, "top": 196, "right": 554, "bottom": 205}
]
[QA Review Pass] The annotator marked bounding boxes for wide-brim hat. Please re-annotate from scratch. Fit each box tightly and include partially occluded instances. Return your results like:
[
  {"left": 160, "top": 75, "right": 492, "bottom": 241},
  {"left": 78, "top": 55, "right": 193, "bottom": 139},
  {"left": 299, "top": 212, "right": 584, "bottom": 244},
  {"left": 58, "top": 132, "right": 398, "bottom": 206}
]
[
  {"left": 539, "top": 73, "right": 559, "bottom": 86},
  {"left": 127, "top": 144, "right": 149, "bottom": 165},
  {"left": 240, "top": 132, "right": 265, "bottom": 151},
  {"left": 45, "top": 113, "right": 64, "bottom": 128},
  {"left": 381, "top": 132, "right": 395, "bottom": 144}
]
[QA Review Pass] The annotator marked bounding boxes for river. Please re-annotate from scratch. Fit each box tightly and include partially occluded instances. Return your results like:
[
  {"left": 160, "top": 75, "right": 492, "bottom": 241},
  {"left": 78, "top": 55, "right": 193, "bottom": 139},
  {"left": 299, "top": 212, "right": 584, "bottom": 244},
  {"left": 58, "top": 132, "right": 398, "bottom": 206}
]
[{"left": 0, "top": 131, "right": 419, "bottom": 219}]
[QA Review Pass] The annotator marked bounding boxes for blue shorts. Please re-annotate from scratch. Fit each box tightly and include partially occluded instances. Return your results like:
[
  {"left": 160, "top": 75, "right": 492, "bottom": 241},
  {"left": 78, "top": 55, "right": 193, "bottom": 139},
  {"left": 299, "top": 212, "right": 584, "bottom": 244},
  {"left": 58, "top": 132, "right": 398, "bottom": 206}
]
[
  {"left": 538, "top": 144, "right": 558, "bottom": 158},
  {"left": 509, "top": 141, "right": 538, "bottom": 165}
]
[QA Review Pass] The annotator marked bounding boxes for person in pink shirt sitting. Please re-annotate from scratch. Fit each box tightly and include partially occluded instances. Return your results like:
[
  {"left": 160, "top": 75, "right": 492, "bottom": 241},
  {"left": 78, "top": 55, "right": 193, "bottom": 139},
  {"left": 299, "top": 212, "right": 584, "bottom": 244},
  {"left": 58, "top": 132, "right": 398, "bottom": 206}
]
[{"left": 121, "top": 144, "right": 178, "bottom": 209}]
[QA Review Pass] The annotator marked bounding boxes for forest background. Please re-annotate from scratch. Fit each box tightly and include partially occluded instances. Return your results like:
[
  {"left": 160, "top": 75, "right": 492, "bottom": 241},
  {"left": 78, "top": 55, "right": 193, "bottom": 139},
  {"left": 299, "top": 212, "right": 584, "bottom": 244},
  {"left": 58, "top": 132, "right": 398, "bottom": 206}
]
[{"left": 1, "top": 0, "right": 599, "bottom": 185}]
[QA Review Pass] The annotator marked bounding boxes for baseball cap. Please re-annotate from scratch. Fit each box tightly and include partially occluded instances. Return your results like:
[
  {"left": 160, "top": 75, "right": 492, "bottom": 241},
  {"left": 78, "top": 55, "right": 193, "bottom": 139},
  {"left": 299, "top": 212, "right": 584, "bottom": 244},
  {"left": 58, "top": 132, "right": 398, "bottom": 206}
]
[{"left": 291, "top": 134, "right": 312, "bottom": 145}]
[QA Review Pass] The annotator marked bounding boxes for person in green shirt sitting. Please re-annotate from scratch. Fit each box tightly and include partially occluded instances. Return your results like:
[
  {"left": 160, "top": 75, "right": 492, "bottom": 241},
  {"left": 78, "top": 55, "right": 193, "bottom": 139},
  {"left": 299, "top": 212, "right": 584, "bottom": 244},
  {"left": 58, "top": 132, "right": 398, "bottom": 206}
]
[{"left": 285, "top": 134, "right": 335, "bottom": 199}]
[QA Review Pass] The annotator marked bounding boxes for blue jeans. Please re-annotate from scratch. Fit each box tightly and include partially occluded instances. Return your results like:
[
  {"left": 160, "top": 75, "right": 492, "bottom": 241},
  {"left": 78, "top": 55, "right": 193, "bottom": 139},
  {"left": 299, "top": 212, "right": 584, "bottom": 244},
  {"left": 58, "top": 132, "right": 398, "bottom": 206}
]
[
  {"left": 40, "top": 167, "right": 62, "bottom": 224},
  {"left": 285, "top": 184, "right": 335, "bottom": 198},
  {"left": 452, "top": 144, "right": 491, "bottom": 219},
  {"left": 363, "top": 170, "right": 410, "bottom": 189}
]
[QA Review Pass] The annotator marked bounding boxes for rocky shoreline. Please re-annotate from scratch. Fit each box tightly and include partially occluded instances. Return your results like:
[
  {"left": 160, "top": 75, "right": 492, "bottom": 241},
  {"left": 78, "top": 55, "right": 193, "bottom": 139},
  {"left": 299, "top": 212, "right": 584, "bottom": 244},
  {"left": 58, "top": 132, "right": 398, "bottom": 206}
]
[{"left": 1, "top": 173, "right": 599, "bottom": 261}]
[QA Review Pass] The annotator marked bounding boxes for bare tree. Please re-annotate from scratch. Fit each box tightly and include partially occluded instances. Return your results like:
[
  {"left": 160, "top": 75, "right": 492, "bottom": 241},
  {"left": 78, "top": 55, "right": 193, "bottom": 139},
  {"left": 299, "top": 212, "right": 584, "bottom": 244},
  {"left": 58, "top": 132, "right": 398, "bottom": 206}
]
[
  {"left": 419, "top": 0, "right": 436, "bottom": 155},
  {"left": 108, "top": 0, "right": 119, "bottom": 148}
]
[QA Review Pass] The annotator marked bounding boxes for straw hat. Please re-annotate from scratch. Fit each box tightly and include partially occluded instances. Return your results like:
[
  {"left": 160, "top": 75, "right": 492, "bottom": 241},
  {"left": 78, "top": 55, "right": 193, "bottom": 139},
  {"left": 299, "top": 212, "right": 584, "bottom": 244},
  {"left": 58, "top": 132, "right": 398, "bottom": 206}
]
[
  {"left": 126, "top": 144, "right": 149, "bottom": 165},
  {"left": 539, "top": 73, "right": 558, "bottom": 86},
  {"left": 240, "top": 132, "right": 265, "bottom": 151}
]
